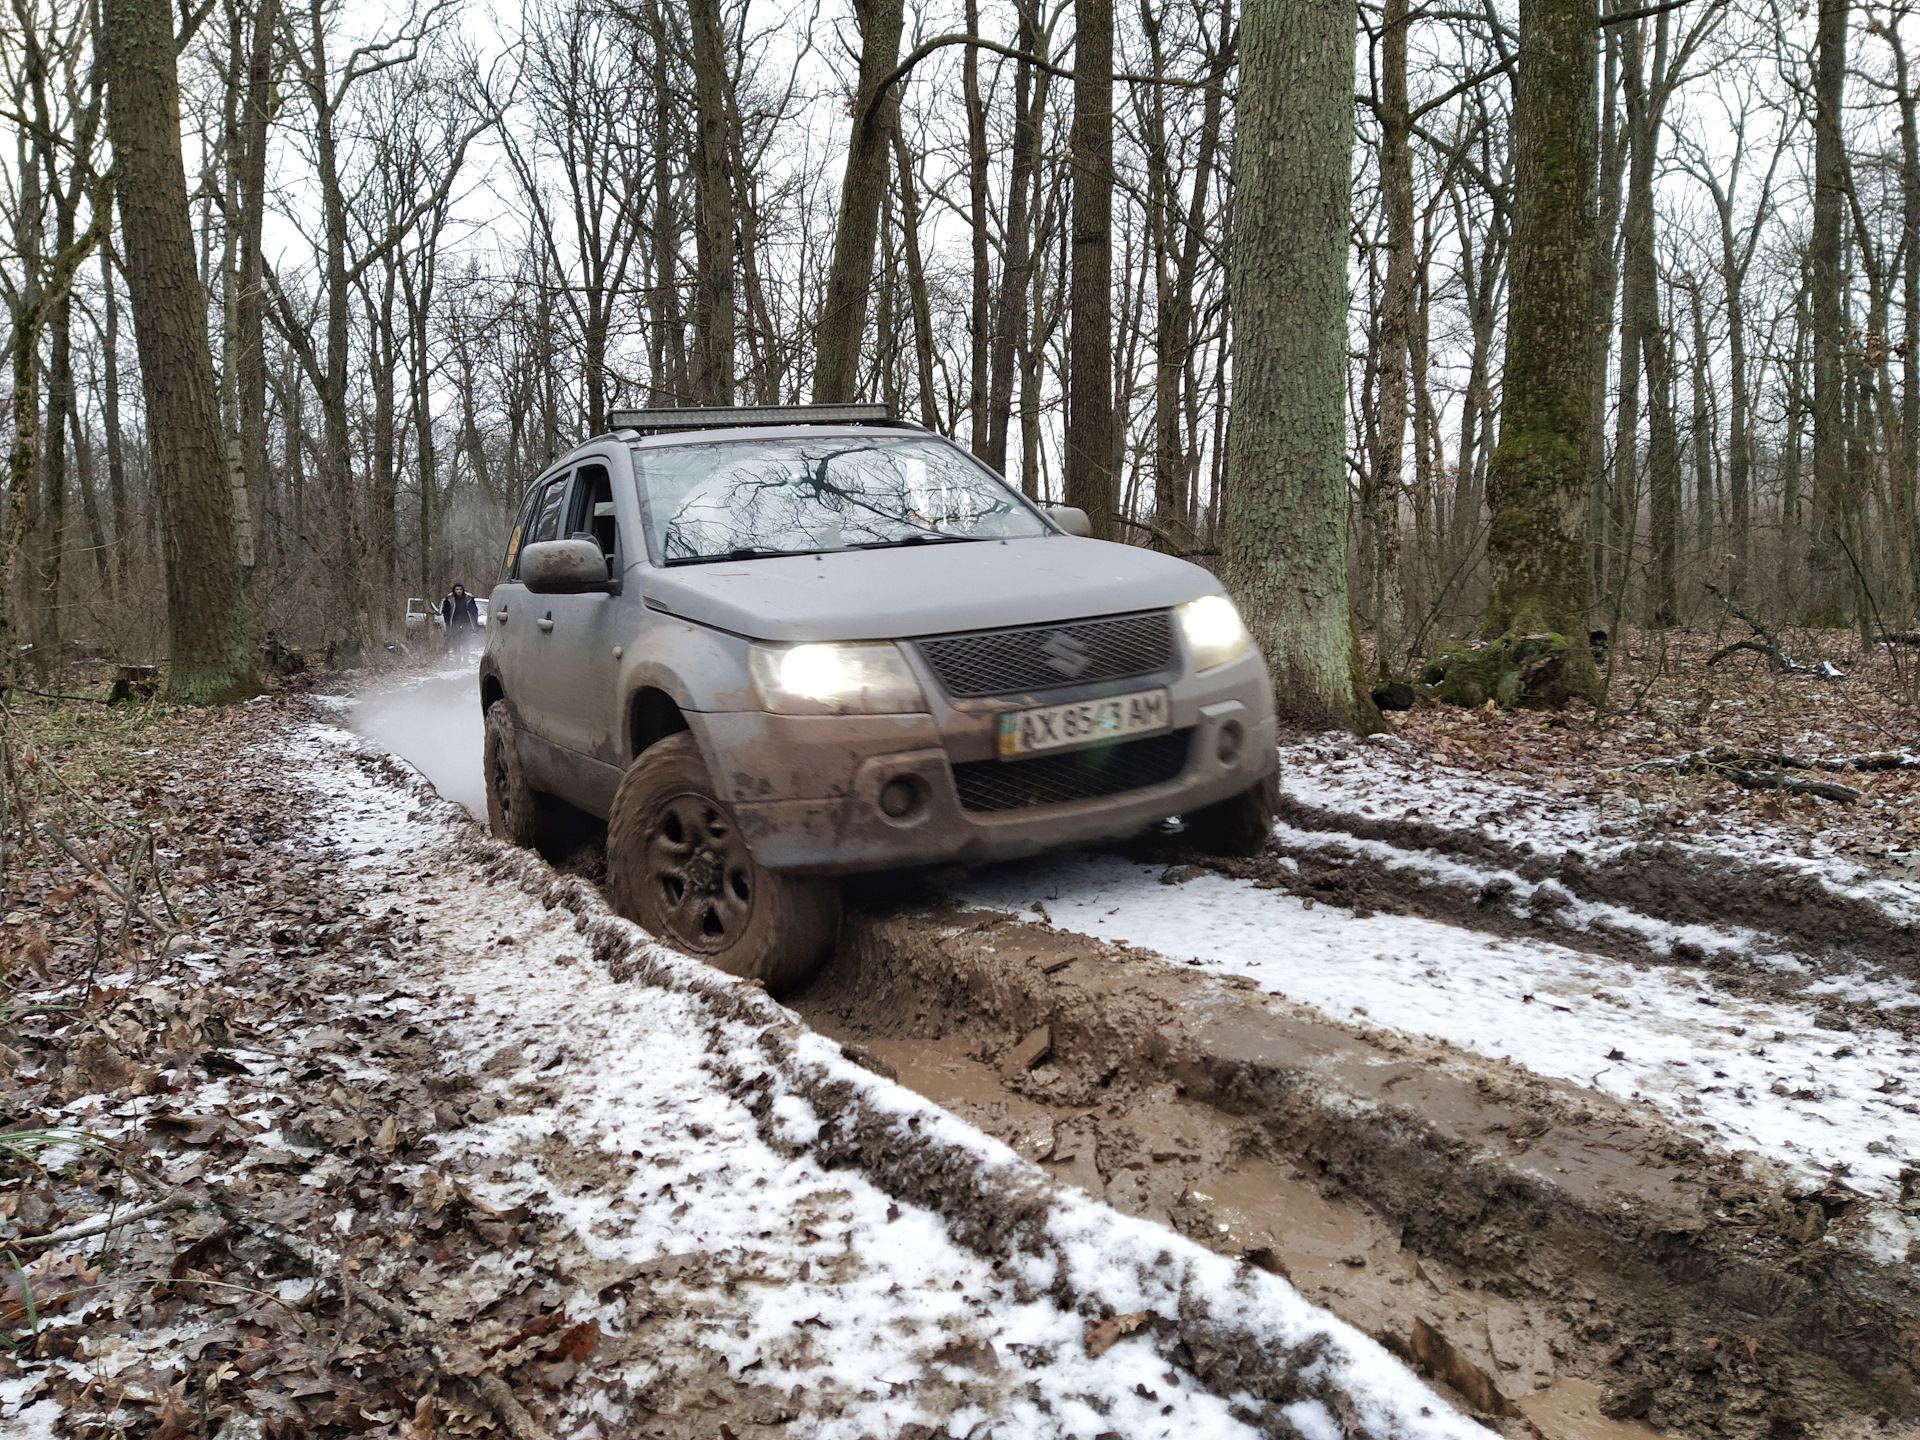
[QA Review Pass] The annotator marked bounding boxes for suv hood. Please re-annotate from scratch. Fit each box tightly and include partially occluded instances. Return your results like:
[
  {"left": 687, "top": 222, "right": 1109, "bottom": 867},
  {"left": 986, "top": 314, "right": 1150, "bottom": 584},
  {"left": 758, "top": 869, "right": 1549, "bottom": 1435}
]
[{"left": 639, "top": 535, "right": 1220, "bottom": 642}]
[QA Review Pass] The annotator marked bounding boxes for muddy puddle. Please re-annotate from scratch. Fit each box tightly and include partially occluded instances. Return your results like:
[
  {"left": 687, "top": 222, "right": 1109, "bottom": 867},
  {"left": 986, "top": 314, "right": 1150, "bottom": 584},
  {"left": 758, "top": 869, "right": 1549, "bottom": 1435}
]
[{"left": 804, "top": 1014, "right": 1669, "bottom": 1440}]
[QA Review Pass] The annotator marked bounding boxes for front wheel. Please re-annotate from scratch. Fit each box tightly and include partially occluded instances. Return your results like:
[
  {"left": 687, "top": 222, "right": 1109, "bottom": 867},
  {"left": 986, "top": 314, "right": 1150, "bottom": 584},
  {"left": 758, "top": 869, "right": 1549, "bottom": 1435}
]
[
  {"left": 606, "top": 732, "right": 840, "bottom": 993},
  {"left": 1183, "top": 771, "right": 1278, "bottom": 858}
]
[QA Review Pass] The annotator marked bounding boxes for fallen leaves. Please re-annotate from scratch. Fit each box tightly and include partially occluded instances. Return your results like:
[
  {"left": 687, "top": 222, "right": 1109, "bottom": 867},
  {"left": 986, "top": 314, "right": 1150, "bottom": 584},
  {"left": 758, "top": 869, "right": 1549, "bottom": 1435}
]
[{"left": 1083, "top": 1309, "right": 1150, "bottom": 1358}]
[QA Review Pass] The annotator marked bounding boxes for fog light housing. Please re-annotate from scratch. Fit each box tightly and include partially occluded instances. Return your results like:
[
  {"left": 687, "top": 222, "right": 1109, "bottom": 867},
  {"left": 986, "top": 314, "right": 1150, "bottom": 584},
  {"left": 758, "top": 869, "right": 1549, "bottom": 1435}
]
[
  {"left": 879, "top": 776, "right": 921, "bottom": 818},
  {"left": 1215, "top": 720, "right": 1245, "bottom": 766}
]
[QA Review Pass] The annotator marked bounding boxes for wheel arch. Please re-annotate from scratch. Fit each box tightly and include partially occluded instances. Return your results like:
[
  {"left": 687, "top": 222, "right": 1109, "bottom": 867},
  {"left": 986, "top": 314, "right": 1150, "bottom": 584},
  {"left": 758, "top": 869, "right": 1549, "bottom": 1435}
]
[{"left": 628, "top": 684, "right": 692, "bottom": 763}]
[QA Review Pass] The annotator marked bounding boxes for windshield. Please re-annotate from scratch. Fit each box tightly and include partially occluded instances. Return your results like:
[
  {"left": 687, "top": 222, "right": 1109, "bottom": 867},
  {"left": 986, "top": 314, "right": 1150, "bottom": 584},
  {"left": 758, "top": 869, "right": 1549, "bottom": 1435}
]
[{"left": 634, "top": 435, "right": 1048, "bottom": 564}]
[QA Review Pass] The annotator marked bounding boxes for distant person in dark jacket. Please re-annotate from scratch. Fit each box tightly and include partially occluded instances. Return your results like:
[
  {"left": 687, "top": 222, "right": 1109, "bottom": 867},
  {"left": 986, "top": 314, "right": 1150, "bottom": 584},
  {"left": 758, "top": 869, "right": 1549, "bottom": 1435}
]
[{"left": 442, "top": 584, "right": 479, "bottom": 653}]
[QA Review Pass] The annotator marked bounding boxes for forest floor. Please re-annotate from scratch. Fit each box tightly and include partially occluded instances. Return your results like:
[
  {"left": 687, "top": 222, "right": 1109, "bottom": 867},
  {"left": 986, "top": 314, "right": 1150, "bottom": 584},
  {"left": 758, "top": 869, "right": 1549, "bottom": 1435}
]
[{"left": 0, "top": 629, "right": 1917, "bottom": 1440}]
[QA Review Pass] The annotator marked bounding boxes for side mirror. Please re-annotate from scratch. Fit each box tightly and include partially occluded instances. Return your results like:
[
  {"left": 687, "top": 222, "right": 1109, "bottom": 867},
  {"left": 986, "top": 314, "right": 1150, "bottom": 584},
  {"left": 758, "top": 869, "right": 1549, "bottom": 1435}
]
[
  {"left": 1046, "top": 505, "right": 1092, "bottom": 538},
  {"left": 520, "top": 538, "right": 614, "bottom": 594}
]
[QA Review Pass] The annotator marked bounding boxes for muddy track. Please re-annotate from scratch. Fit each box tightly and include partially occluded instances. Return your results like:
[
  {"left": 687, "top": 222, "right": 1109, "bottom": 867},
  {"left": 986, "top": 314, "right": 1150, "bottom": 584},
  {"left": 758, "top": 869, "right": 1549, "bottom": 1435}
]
[
  {"left": 793, "top": 902, "right": 1920, "bottom": 1440},
  {"left": 1274, "top": 795, "right": 1920, "bottom": 990},
  {"left": 1182, "top": 833, "right": 1917, "bottom": 1037}
]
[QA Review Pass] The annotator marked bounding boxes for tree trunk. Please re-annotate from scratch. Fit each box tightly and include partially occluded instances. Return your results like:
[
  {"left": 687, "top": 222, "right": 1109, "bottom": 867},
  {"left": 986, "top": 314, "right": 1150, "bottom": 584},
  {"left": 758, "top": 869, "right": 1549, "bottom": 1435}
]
[
  {"left": 1688, "top": 282, "right": 1715, "bottom": 582},
  {"left": 1643, "top": 282, "right": 1680, "bottom": 626},
  {"left": 1063, "top": 0, "right": 1116, "bottom": 536},
  {"left": 1221, "top": 0, "right": 1375, "bottom": 731},
  {"left": 1587, "top": 2, "right": 1626, "bottom": 599},
  {"left": 1369, "top": 0, "right": 1413, "bottom": 676},
  {"left": 101, "top": 247, "right": 130, "bottom": 592},
  {"left": 102, "top": 0, "right": 255, "bottom": 700},
  {"left": 964, "top": 0, "right": 991, "bottom": 452},
  {"left": 1889, "top": 23, "right": 1919, "bottom": 622},
  {"left": 689, "top": 0, "right": 736, "bottom": 406},
  {"left": 1806, "top": 0, "right": 1851, "bottom": 623},
  {"left": 813, "top": 0, "right": 905, "bottom": 402},
  {"left": 890, "top": 129, "right": 942, "bottom": 430},
  {"left": 236, "top": 0, "right": 277, "bottom": 592},
  {"left": 1479, "top": 0, "right": 1602, "bottom": 705},
  {"left": 986, "top": 19, "right": 1045, "bottom": 476}
]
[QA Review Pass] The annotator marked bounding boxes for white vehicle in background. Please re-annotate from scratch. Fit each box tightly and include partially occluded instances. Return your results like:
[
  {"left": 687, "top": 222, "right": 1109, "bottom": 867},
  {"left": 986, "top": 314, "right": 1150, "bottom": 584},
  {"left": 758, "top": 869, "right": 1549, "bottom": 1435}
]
[{"left": 404, "top": 598, "right": 432, "bottom": 638}]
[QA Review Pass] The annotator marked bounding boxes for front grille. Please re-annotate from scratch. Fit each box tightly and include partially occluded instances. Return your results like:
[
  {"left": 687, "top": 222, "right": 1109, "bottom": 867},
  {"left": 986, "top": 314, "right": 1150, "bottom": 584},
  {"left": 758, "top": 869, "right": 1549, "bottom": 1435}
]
[
  {"left": 916, "top": 610, "right": 1176, "bottom": 699},
  {"left": 952, "top": 729, "right": 1193, "bottom": 813}
]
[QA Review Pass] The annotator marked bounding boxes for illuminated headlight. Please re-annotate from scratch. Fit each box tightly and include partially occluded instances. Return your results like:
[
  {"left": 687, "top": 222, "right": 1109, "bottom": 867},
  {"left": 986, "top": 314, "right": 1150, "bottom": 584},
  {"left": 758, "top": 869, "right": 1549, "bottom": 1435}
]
[
  {"left": 1177, "top": 594, "right": 1252, "bottom": 672},
  {"left": 749, "top": 642, "right": 927, "bottom": 715}
]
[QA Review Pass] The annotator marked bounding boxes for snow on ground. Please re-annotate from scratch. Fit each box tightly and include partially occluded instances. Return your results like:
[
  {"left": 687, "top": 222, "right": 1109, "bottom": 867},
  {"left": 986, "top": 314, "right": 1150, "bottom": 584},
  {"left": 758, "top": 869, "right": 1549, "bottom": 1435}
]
[
  {"left": 955, "top": 847, "right": 1920, "bottom": 1218},
  {"left": 1280, "top": 735, "right": 1920, "bottom": 930},
  {"left": 291, "top": 718, "right": 1484, "bottom": 1438}
]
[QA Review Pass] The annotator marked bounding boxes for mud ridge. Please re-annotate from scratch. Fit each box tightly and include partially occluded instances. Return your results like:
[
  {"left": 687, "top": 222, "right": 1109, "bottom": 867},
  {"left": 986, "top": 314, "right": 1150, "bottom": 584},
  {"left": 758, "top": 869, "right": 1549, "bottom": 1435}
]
[
  {"left": 1276, "top": 794, "right": 1920, "bottom": 987},
  {"left": 800, "top": 902, "right": 1920, "bottom": 1439}
]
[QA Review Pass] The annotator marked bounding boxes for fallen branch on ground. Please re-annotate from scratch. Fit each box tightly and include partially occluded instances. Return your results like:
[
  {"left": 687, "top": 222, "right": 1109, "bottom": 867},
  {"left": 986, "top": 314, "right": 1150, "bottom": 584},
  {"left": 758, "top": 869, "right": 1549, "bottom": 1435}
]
[
  {"left": 1629, "top": 746, "right": 1890, "bottom": 802},
  {"left": 1722, "top": 769, "right": 1864, "bottom": 803}
]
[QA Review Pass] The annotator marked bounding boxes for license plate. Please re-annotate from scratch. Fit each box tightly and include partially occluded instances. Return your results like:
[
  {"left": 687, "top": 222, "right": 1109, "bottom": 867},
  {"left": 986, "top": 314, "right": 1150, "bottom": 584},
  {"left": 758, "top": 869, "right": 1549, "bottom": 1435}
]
[{"left": 997, "top": 688, "right": 1170, "bottom": 757}]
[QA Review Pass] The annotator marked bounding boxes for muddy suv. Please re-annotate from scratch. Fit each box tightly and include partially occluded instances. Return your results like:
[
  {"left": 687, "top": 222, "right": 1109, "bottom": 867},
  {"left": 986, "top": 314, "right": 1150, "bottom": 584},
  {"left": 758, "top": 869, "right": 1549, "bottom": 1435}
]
[{"left": 480, "top": 405, "right": 1277, "bottom": 988}]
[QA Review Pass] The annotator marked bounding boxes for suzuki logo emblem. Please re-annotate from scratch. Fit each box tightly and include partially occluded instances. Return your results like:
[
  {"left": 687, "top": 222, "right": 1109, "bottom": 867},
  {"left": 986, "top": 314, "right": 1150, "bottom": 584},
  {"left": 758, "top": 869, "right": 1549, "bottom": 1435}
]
[{"left": 1040, "top": 630, "right": 1092, "bottom": 678}]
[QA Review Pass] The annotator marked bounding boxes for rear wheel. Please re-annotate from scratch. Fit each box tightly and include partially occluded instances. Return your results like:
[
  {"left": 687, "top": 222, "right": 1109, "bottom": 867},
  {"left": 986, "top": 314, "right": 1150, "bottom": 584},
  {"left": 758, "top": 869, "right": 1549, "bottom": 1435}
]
[
  {"left": 606, "top": 732, "right": 839, "bottom": 992},
  {"left": 484, "top": 700, "right": 556, "bottom": 847},
  {"left": 1183, "top": 770, "right": 1278, "bottom": 857}
]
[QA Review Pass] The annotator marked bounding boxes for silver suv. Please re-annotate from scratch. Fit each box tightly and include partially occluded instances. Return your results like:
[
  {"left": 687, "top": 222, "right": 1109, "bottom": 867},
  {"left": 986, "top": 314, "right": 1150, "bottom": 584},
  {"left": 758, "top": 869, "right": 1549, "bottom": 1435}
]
[{"left": 480, "top": 406, "right": 1277, "bottom": 989}]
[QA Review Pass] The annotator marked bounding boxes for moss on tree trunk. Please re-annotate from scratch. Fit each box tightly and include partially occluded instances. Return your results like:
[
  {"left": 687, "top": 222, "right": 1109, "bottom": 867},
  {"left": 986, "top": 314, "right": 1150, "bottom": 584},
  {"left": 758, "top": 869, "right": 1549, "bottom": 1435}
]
[{"left": 1478, "top": 0, "right": 1604, "bottom": 708}]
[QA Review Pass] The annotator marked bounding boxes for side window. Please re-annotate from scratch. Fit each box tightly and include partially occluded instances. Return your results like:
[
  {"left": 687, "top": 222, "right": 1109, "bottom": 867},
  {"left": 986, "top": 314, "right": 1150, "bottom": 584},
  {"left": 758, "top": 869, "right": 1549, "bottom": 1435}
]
[
  {"left": 508, "top": 473, "right": 570, "bottom": 579},
  {"left": 501, "top": 486, "right": 542, "bottom": 580},
  {"left": 565, "top": 462, "right": 618, "bottom": 566}
]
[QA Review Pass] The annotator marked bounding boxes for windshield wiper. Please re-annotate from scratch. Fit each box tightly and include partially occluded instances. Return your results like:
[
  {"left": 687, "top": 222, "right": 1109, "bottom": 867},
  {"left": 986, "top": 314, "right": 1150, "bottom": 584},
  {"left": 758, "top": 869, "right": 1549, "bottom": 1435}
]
[
  {"left": 852, "top": 533, "right": 986, "bottom": 550},
  {"left": 663, "top": 546, "right": 818, "bottom": 566}
]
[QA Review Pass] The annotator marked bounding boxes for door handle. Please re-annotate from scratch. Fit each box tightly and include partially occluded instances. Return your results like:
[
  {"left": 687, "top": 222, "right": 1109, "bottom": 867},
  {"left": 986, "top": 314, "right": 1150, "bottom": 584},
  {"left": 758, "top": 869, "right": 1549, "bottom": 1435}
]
[{"left": 537, "top": 615, "right": 554, "bottom": 632}]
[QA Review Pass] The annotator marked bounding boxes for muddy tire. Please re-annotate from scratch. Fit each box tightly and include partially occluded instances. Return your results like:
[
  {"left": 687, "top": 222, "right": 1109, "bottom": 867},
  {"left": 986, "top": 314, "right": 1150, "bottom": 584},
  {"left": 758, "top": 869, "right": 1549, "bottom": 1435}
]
[
  {"left": 606, "top": 732, "right": 839, "bottom": 993},
  {"left": 1182, "top": 771, "right": 1278, "bottom": 857},
  {"left": 484, "top": 700, "right": 556, "bottom": 848}
]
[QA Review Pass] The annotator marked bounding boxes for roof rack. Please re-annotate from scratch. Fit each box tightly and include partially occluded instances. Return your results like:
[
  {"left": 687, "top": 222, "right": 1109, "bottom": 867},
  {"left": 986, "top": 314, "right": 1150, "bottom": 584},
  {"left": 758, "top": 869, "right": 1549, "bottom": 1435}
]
[{"left": 608, "top": 403, "right": 899, "bottom": 435}]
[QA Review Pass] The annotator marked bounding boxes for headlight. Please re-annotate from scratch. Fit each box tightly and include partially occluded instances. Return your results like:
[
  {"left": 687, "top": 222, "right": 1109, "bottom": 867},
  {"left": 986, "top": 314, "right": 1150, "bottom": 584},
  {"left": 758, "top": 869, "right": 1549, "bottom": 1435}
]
[
  {"left": 749, "top": 641, "right": 928, "bottom": 715},
  {"left": 1177, "top": 594, "right": 1252, "bottom": 672}
]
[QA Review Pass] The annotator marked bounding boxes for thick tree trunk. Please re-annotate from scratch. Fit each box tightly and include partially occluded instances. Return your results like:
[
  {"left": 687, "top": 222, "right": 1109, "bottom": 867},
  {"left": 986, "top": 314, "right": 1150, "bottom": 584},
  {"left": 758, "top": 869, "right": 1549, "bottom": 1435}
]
[
  {"left": 813, "top": 0, "right": 905, "bottom": 402},
  {"left": 102, "top": 0, "right": 256, "bottom": 701},
  {"left": 689, "top": 0, "right": 736, "bottom": 406},
  {"left": 1806, "top": 0, "right": 1851, "bottom": 623},
  {"left": 1478, "top": 0, "right": 1602, "bottom": 705},
  {"left": 1221, "top": 0, "right": 1375, "bottom": 731},
  {"left": 1063, "top": 0, "right": 1116, "bottom": 536}
]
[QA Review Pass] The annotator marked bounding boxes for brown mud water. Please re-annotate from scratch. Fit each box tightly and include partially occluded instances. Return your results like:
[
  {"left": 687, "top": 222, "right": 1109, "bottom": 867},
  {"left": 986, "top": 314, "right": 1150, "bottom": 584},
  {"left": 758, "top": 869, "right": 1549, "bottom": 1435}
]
[{"left": 793, "top": 905, "right": 1920, "bottom": 1440}]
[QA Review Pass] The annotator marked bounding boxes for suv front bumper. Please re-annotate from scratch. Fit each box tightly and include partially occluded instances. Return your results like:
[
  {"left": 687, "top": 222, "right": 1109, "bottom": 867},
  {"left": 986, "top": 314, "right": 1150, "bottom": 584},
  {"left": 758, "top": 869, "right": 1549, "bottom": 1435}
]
[{"left": 692, "top": 651, "right": 1276, "bottom": 875}]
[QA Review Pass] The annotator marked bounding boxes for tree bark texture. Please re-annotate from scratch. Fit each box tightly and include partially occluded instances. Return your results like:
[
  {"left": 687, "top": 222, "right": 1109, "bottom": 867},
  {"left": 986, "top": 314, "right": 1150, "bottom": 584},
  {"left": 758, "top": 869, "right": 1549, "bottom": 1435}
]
[
  {"left": 1480, "top": 0, "right": 1602, "bottom": 704},
  {"left": 1221, "top": 0, "right": 1375, "bottom": 731},
  {"left": 1369, "top": 0, "right": 1413, "bottom": 675},
  {"left": 813, "top": 0, "right": 905, "bottom": 403},
  {"left": 1064, "top": 0, "right": 1116, "bottom": 537},
  {"left": 1806, "top": 0, "right": 1851, "bottom": 622},
  {"left": 689, "top": 0, "right": 736, "bottom": 405},
  {"left": 102, "top": 0, "right": 256, "bottom": 701}
]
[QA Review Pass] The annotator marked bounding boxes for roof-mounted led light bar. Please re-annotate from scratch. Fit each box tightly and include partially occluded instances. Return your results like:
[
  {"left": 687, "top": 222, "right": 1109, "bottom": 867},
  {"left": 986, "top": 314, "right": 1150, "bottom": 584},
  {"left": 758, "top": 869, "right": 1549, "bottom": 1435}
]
[{"left": 607, "top": 403, "right": 900, "bottom": 435}]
